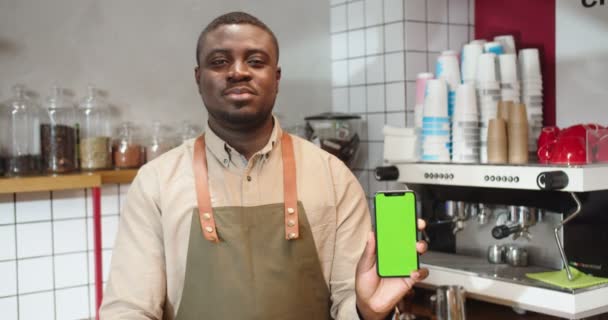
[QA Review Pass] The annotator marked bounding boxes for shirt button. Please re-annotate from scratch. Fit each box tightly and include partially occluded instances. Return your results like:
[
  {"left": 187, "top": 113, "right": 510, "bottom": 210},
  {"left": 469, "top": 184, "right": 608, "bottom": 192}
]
[
  {"left": 288, "top": 232, "right": 297, "bottom": 239},
  {"left": 287, "top": 207, "right": 295, "bottom": 214},
  {"left": 202, "top": 213, "right": 211, "bottom": 220},
  {"left": 287, "top": 220, "right": 296, "bottom": 227},
  {"left": 247, "top": 176, "right": 252, "bottom": 182},
  {"left": 205, "top": 226, "right": 214, "bottom": 233},
  {"left": 223, "top": 159, "right": 228, "bottom": 165}
]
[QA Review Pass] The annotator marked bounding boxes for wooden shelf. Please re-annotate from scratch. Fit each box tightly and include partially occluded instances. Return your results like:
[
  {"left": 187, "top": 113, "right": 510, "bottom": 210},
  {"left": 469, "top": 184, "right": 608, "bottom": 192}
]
[
  {"left": 0, "top": 169, "right": 138, "bottom": 194},
  {"left": 98, "top": 169, "right": 138, "bottom": 184},
  {"left": 0, "top": 173, "right": 102, "bottom": 194}
]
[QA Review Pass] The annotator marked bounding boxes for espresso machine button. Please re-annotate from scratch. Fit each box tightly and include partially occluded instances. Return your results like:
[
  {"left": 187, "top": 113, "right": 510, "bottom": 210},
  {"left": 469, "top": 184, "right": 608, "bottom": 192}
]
[
  {"left": 508, "top": 176, "right": 514, "bottom": 182},
  {"left": 490, "top": 176, "right": 496, "bottom": 182},
  {"left": 514, "top": 176, "right": 519, "bottom": 183},
  {"left": 536, "top": 171, "right": 569, "bottom": 190},
  {"left": 484, "top": 175, "right": 489, "bottom": 181}
]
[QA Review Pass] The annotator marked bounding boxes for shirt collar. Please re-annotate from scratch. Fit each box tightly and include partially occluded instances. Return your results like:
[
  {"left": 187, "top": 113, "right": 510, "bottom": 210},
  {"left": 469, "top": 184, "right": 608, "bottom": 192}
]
[{"left": 204, "top": 115, "right": 283, "bottom": 168}]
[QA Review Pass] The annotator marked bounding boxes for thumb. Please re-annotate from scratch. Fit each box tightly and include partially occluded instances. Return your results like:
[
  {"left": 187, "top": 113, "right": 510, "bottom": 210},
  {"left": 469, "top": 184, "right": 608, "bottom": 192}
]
[{"left": 356, "top": 231, "right": 377, "bottom": 274}]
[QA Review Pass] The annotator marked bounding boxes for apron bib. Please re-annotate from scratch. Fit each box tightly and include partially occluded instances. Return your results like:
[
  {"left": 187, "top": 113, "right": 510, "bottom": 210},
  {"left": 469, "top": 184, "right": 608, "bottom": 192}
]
[{"left": 175, "top": 133, "right": 332, "bottom": 320}]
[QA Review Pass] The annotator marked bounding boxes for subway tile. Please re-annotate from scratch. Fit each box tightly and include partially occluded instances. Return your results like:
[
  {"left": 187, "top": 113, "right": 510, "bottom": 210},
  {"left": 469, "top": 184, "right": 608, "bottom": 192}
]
[
  {"left": 366, "top": 84, "right": 386, "bottom": 112},
  {"left": 449, "top": 25, "right": 470, "bottom": 51},
  {"left": 333, "top": 88, "right": 349, "bottom": 113},
  {"left": 348, "top": 30, "right": 365, "bottom": 58},
  {"left": 348, "top": 58, "right": 366, "bottom": 85},
  {"left": 355, "top": 141, "right": 369, "bottom": 170},
  {"left": 368, "top": 142, "right": 386, "bottom": 169},
  {"left": 55, "top": 253, "right": 88, "bottom": 288},
  {"left": 449, "top": 0, "right": 469, "bottom": 24},
  {"left": 118, "top": 183, "right": 131, "bottom": 210},
  {"left": 427, "top": 0, "right": 448, "bottom": 22},
  {"left": 469, "top": 0, "right": 475, "bottom": 24},
  {"left": 0, "top": 194, "right": 14, "bottom": 224},
  {"left": 365, "top": 55, "right": 385, "bottom": 84},
  {"left": 469, "top": 26, "right": 475, "bottom": 42},
  {"left": 0, "top": 261, "right": 17, "bottom": 296},
  {"left": 0, "top": 225, "right": 15, "bottom": 260},
  {"left": 0, "top": 297, "right": 17, "bottom": 320},
  {"left": 386, "top": 82, "right": 406, "bottom": 111},
  {"left": 331, "top": 4, "right": 348, "bottom": 32},
  {"left": 428, "top": 23, "right": 448, "bottom": 52},
  {"left": 405, "top": 0, "right": 426, "bottom": 20},
  {"left": 385, "top": 52, "right": 405, "bottom": 82},
  {"left": 16, "top": 192, "right": 51, "bottom": 223},
  {"left": 365, "top": 0, "right": 383, "bottom": 26},
  {"left": 355, "top": 169, "right": 370, "bottom": 196},
  {"left": 19, "top": 291, "right": 54, "bottom": 320},
  {"left": 52, "top": 189, "right": 86, "bottom": 220},
  {"left": 89, "top": 285, "right": 96, "bottom": 319},
  {"left": 102, "top": 215, "right": 119, "bottom": 249},
  {"left": 331, "top": 32, "right": 348, "bottom": 60},
  {"left": 97, "top": 185, "right": 120, "bottom": 216},
  {"left": 16, "top": 222, "right": 52, "bottom": 258},
  {"left": 18, "top": 256, "right": 53, "bottom": 294},
  {"left": 384, "top": 0, "right": 403, "bottom": 23},
  {"left": 348, "top": 1, "right": 365, "bottom": 29},
  {"left": 406, "top": 52, "right": 428, "bottom": 81},
  {"left": 349, "top": 86, "right": 367, "bottom": 113},
  {"left": 384, "top": 22, "right": 404, "bottom": 52},
  {"left": 427, "top": 52, "right": 441, "bottom": 71},
  {"left": 367, "top": 113, "right": 386, "bottom": 141},
  {"left": 405, "top": 22, "right": 427, "bottom": 51},
  {"left": 365, "top": 26, "right": 384, "bottom": 55},
  {"left": 406, "top": 81, "right": 417, "bottom": 110},
  {"left": 406, "top": 110, "right": 416, "bottom": 127},
  {"left": 54, "top": 219, "right": 87, "bottom": 254},
  {"left": 332, "top": 60, "right": 349, "bottom": 86},
  {"left": 333, "top": 88, "right": 349, "bottom": 112},
  {"left": 387, "top": 112, "right": 407, "bottom": 128},
  {"left": 56, "top": 286, "right": 90, "bottom": 320}
]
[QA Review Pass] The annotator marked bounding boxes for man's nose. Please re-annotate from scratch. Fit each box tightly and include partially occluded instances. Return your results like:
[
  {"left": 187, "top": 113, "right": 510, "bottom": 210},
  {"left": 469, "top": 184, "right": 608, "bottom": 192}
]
[{"left": 227, "top": 61, "right": 251, "bottom": 82}]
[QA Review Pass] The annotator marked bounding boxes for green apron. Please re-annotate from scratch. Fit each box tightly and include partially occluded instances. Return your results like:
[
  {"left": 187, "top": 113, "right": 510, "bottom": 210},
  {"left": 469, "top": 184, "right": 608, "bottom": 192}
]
[{"left": 174, "top": 133, "right": 332, "bottom": 320}]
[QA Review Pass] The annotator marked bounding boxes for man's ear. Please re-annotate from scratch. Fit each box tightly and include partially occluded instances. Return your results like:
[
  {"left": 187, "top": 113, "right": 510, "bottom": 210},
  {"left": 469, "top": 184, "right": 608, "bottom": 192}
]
[
  {"left": 194, "top": 66, "right": 201, "bottom": 85},
  {"left": 275, "top": 66, "right": 281, "bottom": 93}
]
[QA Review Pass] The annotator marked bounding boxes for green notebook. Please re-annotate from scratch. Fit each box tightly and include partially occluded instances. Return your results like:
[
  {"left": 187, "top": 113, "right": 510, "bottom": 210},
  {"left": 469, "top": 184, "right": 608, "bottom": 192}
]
[{"left": 526, "top": 267, "right": 608, "bottom": 290}]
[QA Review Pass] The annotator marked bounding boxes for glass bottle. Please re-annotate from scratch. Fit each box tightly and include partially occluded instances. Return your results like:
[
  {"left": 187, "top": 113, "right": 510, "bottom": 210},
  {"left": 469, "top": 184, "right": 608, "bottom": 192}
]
[
  {"left": 4, "top": 85, "right": 41, "bottom": 176},
  {"left": 0, "top": 101, "right": 7, "bottom": 176},
  {"left": 40, "top": 86, "right": 78, "bottom": 174},
  {"left": 145, "top": 121, "right": 177, "bottom": 162},
  {"left": 112, "top": 122, "right": 144, "bottom": 169},
  {"left": 78, "top": 86, "right": 112, "bottom": 170}
]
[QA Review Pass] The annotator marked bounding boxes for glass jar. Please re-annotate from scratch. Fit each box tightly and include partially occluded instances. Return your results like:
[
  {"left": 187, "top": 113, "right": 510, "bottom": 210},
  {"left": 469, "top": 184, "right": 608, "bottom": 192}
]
[
  {"left": 4, "top": 85, "right": 41, "bottom": 176},
  {"left": 40, "top": 86, "right": 78, "bottom": 174},
  {"left": 179, "top": 121, "right": 203, "bottom": 143},
  {"left": 78, "top": 86, "right": 112, "bottom": 170},
  {"left": 145, "top": 121, "right": 177, "bottom": 162},
  {"left": 112, "top": 122, "right": 144, "bottom": 169},
  {"left": 0, "top": 102, "right": 8, "bottom": 176}
]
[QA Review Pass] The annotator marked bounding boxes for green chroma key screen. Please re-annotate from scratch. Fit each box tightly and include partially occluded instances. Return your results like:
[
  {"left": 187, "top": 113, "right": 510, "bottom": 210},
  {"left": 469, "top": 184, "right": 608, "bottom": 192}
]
[{"left": 374, "top": 191, "right": 419, "bottom": 277}]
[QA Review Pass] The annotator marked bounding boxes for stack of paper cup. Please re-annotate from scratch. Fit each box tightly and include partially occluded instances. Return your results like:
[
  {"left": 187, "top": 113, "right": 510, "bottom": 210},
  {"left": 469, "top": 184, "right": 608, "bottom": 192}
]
[
  {"left": 508, "top": 103, "right": 529, "bottom": 164},
  {"left": 461, "top": 43, "right": 483, "bottom": 84},
  {"left": 414, "top": 73, "right": 434, "bottom": 130},
  {"left": 499, "top": 54, "right": 520, "bottom": 103},
  {"left": 487, "top": 118, "right": 508, "bottom": 164},
  {"left": 422, "top": 79, "right": 451, "bottom": 162},
  {"left": 476, "top": 53, "right": 502, "bottom": 163},
  {"left": 494, "top": 35, "right": 516, "bottom": 54},
  {"left": 452, "top": 84, "right": 480, "bottom": 163},
  {"left": 436, "top": 51, "right": 461, "bottom": 118},
  {"left": 519, "top": 48, "right": 543, "bottom": 153}
]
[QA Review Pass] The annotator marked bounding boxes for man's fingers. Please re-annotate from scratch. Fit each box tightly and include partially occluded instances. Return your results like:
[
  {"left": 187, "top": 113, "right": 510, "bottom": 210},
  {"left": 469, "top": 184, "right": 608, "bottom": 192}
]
[
  {"left": 417, "top": 219, "right": 426, "bottom": 231},
  {"left": 411, "top": 268, "right": 429, "bottom": 281},
  {"left": 356, "top": 231, "right": 377, "bottom": 274},
  {"left": 416, "top": 240, "right": 428, "bottom": 254}
]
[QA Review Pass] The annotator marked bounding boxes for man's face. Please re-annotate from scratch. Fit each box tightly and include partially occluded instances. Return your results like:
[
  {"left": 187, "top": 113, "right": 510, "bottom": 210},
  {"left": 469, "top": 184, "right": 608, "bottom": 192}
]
[{"left": 196, "top": 24, "right": 281, "bottom": 130}]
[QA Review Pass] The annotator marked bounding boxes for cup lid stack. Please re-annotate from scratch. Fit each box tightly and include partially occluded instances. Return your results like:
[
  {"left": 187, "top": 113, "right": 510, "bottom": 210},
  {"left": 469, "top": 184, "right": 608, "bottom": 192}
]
[
  {"left": 421, "top": 79, "right": 451, "bottom": 162},
  {"left": 452, "top": 83, "right": 480, "bottom": 163},
  {"left": 475, "top": 53, "right": 502, "bottom": 163},
  {"left": 519, "top": 48, "right": 543, "bottom": 153}
]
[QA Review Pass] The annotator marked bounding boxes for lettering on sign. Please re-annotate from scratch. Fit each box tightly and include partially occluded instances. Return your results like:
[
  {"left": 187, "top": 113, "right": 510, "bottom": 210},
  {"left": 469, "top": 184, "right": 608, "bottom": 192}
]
[{"left": 582, "top": 0, "right": 606, "bottom": 8}]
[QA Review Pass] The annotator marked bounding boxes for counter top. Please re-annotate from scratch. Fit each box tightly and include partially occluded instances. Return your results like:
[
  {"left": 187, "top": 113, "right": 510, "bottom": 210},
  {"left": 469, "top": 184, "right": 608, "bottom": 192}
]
[{"left": 418, "top": 251, "right": 608, "bottom": 319}]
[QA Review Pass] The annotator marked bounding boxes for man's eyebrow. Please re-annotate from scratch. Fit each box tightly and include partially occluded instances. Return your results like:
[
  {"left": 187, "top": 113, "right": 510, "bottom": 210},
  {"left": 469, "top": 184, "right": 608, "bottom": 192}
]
[{"left": 205, "top": 48, "right": 231, "bottom": 58}]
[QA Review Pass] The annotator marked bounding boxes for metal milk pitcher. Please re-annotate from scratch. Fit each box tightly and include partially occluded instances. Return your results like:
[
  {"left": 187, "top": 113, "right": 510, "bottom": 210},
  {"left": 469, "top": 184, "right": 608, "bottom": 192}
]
[{"left": 435, "top": 285, "right": 466, "bottom": 320}]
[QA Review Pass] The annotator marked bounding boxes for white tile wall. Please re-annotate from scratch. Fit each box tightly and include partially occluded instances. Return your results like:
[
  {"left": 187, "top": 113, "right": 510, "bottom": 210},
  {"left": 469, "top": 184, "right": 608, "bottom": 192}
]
[
  {"left": 0, "top": 297, "right": 18, "bottom": 320},
  {"left": 0, "top": 261, "right": 17, "bottom": 296},
  {"left": 18, "top": 257, "right": 53, "bottom": 294},
  {"left": 54, "top": 219, "right": 87, "bottom": 254},
  {"left": 55, "top": 287, "right": 89, "bottom": 320},
  {"left": 16, "top": 222, "right": 52, "bottom": 258},
  {"left": 16, "top": 192, "right": 50, "bottom": 223},
  {"left": 331, "top": 0, "right": 474, "bottom": 198},
  {"left": 0, "top": 225, "right": 16, "bottom": 260},
  {"left": 54, "top": 253, "right": 88, "bottom": 288},
  {"left": 52, "top": 189, "right": 85, "bottom": 220},
  {"left": 0, "top": 194, "right": 15, "bottom": 224},
  {"left": 19, "top": 292, "right": 54, "bottom": 320}
]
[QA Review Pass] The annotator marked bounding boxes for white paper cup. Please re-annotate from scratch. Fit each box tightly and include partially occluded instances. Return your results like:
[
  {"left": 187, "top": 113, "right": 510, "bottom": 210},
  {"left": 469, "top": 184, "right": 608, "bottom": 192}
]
[
  {"left": 494, "top": 35, "right": 516, "bottom": 54},
  {"left": 461, "top": 43, "right": 484, "bottom": 83},
  {"left": 470, "top": 39, "right": 487, "bottom": 46},
  {"left": 476, "top": 53, "right": 499, "bottom": 84},
  {"left": 437, "top": 52, "right": 462, "bottom": 90},
  {"left": 519, "top": 48, "right": 541, "bottom": 80},
  {"left": 499, "top": 54, "right": 518, "bottom": 83},
  {"left": 484, "top": 42, "right": 504, "bottom": 55},
  {"left": 453, "top": 83, "right": 478, "bottom": 119},
  {"left": 416, "top": 72, "right": 434, "bottom": 106},
  {"left": 423, "top": 79, "right": 449, "bottom": 117}
]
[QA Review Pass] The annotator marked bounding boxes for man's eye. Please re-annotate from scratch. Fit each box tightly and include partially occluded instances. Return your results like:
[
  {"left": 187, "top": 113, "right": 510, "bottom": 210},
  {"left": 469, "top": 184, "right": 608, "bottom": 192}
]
[
  {"left": 210, "top": 59, "right": 228, "bottom": 66},
  {"left": 248, "top": 59, "right": 264, "bottom": 66}
]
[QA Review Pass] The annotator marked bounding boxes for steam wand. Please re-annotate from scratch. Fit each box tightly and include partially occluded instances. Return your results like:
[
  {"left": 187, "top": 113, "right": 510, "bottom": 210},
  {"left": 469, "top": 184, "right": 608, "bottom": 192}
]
[{"left": 554, "top": 192, "right": 582, "bottom": 281}]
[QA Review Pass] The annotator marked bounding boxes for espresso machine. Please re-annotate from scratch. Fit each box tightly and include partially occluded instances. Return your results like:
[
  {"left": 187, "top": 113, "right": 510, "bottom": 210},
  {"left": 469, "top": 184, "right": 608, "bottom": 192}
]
[{"left": 375, "top": 163, "right": 608, "bottom": 318}]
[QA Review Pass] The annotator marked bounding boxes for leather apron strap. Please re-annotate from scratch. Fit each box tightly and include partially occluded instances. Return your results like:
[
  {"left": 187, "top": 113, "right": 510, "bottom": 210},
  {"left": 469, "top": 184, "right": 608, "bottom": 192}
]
[{"left": 193, "top": 132, "right": 300, "bottom": 242}]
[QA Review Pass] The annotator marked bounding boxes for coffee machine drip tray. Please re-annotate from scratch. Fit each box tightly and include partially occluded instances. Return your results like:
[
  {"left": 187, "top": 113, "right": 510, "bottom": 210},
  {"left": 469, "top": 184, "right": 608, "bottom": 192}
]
[{"left": 419, "top": 251, "right": 608, "bottom": 318}]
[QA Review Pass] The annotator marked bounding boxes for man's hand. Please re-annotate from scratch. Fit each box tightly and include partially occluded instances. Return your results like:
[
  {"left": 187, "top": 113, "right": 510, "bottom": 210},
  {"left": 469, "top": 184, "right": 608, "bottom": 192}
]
[{"left": 355, "top": 219, "right": 429, "bottom": 320}]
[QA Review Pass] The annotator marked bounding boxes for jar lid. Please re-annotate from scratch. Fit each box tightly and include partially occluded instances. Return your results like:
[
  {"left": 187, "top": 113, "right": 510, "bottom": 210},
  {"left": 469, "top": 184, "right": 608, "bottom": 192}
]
[
  {"left": 79, "top": 85, "right": 108, "bottom": 109},
  {"left": 44, "top": 86, "right": 74, "bottom": 110}
]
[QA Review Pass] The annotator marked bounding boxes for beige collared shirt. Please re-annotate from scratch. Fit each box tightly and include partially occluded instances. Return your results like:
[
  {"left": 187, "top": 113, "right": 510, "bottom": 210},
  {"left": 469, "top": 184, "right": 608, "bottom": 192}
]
[{"left": 100, "top": 117, "right": 371, "bottom": 319}]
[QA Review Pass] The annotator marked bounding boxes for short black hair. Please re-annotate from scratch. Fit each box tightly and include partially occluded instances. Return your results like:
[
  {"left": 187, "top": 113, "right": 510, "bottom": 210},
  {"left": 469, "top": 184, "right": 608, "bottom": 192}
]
[{"left": 196, "top": 11, "right": 280, "bottom": 65}]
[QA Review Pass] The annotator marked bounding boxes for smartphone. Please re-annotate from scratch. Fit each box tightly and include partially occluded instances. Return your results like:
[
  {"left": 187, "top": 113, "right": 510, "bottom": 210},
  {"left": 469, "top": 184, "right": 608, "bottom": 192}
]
[{"left": 374, "top": 190, "right": 419, "bottom": 277}]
